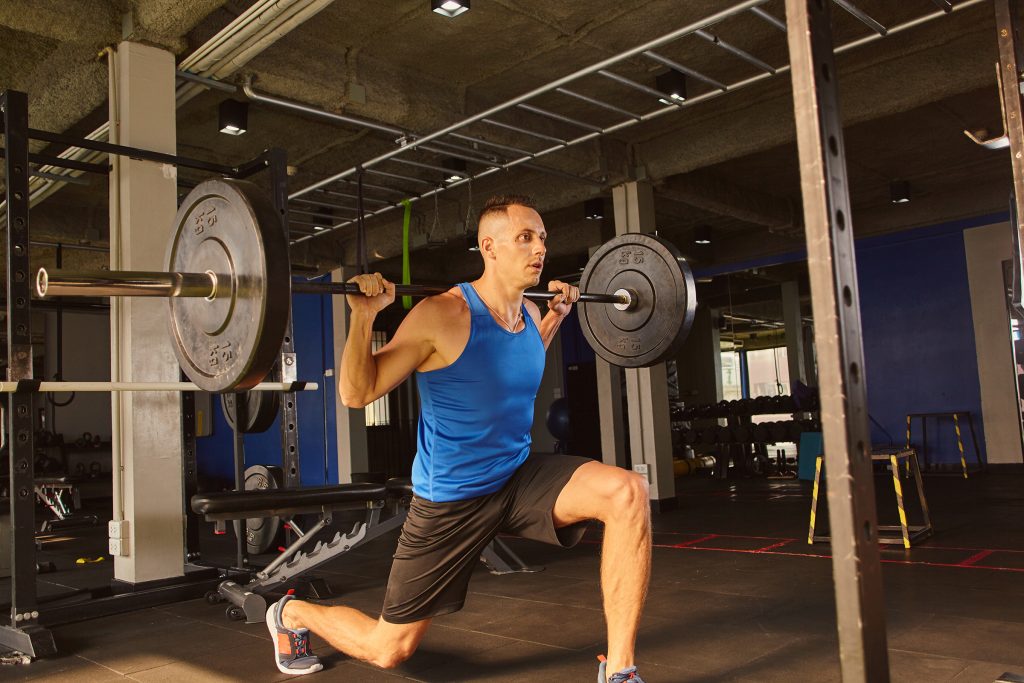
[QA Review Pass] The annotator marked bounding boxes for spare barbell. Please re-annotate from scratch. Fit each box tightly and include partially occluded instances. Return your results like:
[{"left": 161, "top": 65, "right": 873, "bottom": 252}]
[{"left": 35, "top": 178, "right": 697, "bottom": 392}]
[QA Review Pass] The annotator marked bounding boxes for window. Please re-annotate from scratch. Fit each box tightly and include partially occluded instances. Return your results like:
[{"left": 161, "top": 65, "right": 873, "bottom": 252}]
[
  {"left": 364, "top": 331, "right": 391, "bottom": 427},
  {"left": 721, "top": 351, "right": 743, "bottom": 401}
]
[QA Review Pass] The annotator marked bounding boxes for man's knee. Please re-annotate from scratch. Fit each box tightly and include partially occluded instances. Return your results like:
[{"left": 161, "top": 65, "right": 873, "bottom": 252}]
[
  {"left": 372, "top": 642, "right": 418, "bottom": 669},
  {"left": 606, "top": 470, "right": 650, "bottom": 520}
]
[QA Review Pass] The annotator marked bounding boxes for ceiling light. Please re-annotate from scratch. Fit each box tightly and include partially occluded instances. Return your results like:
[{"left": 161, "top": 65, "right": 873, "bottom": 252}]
[
  {"left": 466, "top": 232, "right": 480, "bottom": 252},
  {"left": 890, "top": 180, "right": 911, "bottom": 204},
  {"left": 443, "top": 157, "right": 467, "bottom": 183},
  {"left": 313, "top": 226, "right": 326, "bottom": 231},
  {"left": 432, "top": 0, "right": 470, "bottom": 17},
  {"left": 655, "top": 70, "right": 687, "bottom": 105},
  {"left": 218, "top": 99, "right": 248, "bottom": 136},
  {"left": 584, "top": 197, "right": 604, "bottom": 220},
  {"left": 694, "top": 224, "right": 712, "bottom": 245}
]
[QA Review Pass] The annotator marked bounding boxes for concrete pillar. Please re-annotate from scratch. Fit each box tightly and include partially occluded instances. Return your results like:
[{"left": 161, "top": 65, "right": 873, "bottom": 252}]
[
  {"left": 675, "top": 305, "right": 722, "bottom": 407},
  {"left": 331, "top": 268, "right": 370, "bottom": 482},
  {"left": 108, "top": 42, "right": 183, "bottom": 583},
  {"left": 964, "top": 222, "right": 1024, "bottom": 464},
  {"left": 782, "top": 280, "right": 807, "bottom": 388},
  {"left": 596, "top": 360, "right": 627, "bottom": 468},
  {"left": 609, "top": 181, "right": 675, "bottom": 507}
]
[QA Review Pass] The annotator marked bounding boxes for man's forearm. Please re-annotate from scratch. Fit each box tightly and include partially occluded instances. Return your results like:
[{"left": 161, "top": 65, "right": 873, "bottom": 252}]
[
  {"left": 339, "top": 309, "right": 378, "bottom": 407},
  {"left": 539, "top": 310, "right": 567, "bottom": 350}
]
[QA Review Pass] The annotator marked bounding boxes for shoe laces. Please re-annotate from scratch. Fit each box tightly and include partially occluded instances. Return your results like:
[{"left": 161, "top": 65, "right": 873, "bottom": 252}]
[
  {"left": 290, "top": 631, "right": 311, "bottom": 658},
  {"left": 609, "top": 668, "right": 643, "bottom": 683}
]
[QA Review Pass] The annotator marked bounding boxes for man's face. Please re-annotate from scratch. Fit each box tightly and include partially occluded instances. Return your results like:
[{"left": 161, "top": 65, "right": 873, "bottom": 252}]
[{"left": 491, "top": 205, "right": 547, "bottom": 288}]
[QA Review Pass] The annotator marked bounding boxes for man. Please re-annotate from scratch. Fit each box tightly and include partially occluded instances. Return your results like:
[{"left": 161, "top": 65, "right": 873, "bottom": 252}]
[{"left": 267, "top": 195, "right": 652, "bottom": 683}]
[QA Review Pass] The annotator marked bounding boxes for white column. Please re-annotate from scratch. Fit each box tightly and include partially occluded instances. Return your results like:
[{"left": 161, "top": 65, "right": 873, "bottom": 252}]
[
  {"left": 596, "top": 359, "right": 627, "bottom": 468},
  {"left": 108, "top": 42, "right": 183, "bottom": 583},
  {"left": 782, "top": 280, "right": 807, "bottom": 387},
  {"left": 331, "top": 268, "right": 370, "bottom": 482},
  {"left": 964, "top": 222, "right": 1024, "bottom": 464},
  {"left": 610, "top": 181, "right": 676, "bottom": 506}
]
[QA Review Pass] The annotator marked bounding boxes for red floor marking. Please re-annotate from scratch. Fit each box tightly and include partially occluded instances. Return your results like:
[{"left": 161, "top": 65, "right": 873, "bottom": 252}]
[
  {"left": 672, "top": 534, "right": 718, "bottom": 548},
  {"left": 755, "top": 540, "right": 793, "bottom": 552},
  {"left": 958, "top": 550, "right": 995, "bottom": 567},
  {"left": 643, "top": 542, "right": 1024, "bottom": 573}
]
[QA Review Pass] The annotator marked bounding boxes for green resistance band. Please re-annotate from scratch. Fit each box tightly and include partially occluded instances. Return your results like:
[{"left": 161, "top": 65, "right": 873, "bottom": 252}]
[{"left": 401, "top": 199, "right": 413, "bottom": 309}]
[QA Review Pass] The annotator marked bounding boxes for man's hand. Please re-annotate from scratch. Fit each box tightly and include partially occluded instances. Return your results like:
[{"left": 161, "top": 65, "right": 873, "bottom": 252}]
[
  {"left": 347, "top": 272, "right": 395, "bottom": 315},
  {"left": 546, "top": 279, "right": 580, "bottom": 317}
]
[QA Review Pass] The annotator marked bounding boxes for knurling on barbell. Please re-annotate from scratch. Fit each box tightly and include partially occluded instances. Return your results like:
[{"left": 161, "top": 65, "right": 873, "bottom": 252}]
[{"left": 35, "top": 178, "right": 698, "bottom": 387}]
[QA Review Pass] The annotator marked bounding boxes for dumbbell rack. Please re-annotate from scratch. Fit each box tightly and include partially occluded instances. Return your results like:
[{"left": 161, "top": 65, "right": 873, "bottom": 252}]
[
  {"left": 673, "top": 396, "right": 820, "bottom": 479},
  {"left": 0, "top": 89, "right": 301, "bottom": 657}
]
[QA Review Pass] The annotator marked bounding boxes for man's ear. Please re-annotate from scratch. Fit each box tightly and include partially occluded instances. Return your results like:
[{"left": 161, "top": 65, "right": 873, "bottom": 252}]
[{"left": 480, "top": 235, "right": 496, "bottom": 260}]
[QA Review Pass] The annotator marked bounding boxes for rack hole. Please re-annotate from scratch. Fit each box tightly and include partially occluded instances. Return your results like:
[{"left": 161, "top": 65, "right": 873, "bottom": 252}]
[
  {"left": 836, "top": 210, "right": 846, "bottom": 230},
  {"left": 843, "top": 286, "right": 852, "bottom": 307}
]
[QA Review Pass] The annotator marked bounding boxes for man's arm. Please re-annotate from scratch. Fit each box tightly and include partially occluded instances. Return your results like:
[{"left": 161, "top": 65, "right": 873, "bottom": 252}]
[
  {"left": 533, "top": 280, "right": 580, "bottom": 351},
  {"left": 339, "top": 274, "right": 435, "bottom": 408}
]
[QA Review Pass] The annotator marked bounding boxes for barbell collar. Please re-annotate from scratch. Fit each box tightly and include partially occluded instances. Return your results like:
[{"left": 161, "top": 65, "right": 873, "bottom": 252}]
[{"left": 37, "top": 268, "right": 217, "bottom": 299}]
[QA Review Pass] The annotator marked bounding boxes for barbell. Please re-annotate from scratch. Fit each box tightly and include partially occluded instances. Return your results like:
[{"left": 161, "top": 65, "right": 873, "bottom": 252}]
[{"left": 35, "top": 179, "right": 697, "bottom": 392}]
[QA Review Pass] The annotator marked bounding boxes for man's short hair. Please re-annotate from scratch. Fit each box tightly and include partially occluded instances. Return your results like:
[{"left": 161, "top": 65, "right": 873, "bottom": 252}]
[{"left": 478, "top": 194, "right": 536, "bottom": 224}]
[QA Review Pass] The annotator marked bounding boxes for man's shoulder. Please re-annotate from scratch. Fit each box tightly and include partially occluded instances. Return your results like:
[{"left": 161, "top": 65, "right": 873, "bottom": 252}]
[{"left": 410, "top": 287, "right": 468, "bottom": 321}]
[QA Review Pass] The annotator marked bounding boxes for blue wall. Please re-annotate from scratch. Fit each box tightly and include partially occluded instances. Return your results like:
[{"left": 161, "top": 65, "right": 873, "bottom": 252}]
[
  {"left": 695, "top": 212, "right": 1007, "bottom": 465},
  {"left": 196, "top": 278, "right": 339, "bottom": 486},
  {"left": 856, "top": 219, "right": 990, "bottom": 464}
]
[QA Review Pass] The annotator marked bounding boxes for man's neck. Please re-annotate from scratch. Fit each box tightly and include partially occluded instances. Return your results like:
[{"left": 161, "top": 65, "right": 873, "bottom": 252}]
[{"left": 472, "top": 273, "right": 525, "bottom": 319}]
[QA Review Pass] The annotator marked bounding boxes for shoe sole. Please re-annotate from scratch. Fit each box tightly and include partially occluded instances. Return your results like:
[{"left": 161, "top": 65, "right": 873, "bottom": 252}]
[{"left": 266, "top": 601, "right": 324, "bottom": 676}]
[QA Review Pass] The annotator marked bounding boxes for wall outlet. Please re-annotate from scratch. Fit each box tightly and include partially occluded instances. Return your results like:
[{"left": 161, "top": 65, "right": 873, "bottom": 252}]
[
  {"left": 108, "top": 538, "right": 128, "bottom": 556},
  {"left": 632, "top": 463, "right": 650, "bottom": 481},
  {"left": 108, "top": 520, "right": 129, "bottom": 556}
]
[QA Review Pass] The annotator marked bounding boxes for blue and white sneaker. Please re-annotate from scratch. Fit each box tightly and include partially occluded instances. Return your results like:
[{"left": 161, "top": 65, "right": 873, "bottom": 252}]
[
  {"left": 598, "top": 655, "right": 646, "bottom": 682},
  {"left": 267, "top": 595, "right": 323, "bottom": 675}
]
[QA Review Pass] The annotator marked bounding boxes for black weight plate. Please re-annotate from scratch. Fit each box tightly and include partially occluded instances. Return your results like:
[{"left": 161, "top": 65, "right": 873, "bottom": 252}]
[
  {"left": 222, "top": 390, "right": 280, "bottom": 434},
  {"left": 236, "top": 464, "right": 283, "bottom": 555},
  {"left": 167, "top": 179, "right": 291, "bottom": 392},
  {"left": 578, "top": 233, "right": 696, "bottom": 368}
]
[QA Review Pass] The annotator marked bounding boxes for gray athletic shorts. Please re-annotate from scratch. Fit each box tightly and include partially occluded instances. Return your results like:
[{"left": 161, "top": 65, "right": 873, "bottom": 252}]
[{"left": 381, "top": 453, "right": 592, "bottom": 624}]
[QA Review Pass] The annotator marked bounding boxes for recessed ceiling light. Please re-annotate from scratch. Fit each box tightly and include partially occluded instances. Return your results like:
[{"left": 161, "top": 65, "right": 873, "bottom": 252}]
[
  {"left": 890, "top": 180, "right": 911, "bottom": 204},
  {"left": 584, "top": 197, "right": 604, "bottom": 220},
  {"left": 694, "top": 224, "right": 712, "bottom": 245},
  {"left": 432, "top": 0, "right": 470, "bottom": 18},
  {"left": 655, "top": 69, "right": 687, "bottom": 106},
  {"left": 218, "top": 99, "right": 248, "bottom": 136}
]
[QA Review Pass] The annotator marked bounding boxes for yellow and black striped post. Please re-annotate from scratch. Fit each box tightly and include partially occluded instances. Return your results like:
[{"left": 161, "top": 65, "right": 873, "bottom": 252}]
[
  {"left": 905, "top": 414, "right": 912, "bottom": 449},
  {"left": 889, "top": 454, "right": 911, "bottom": 549},
  {"left": 953, "top": 413, "right": 968, "bottom": 479},
  {"left": 808, "top": 455, "right": 823, "bottom": 544}
]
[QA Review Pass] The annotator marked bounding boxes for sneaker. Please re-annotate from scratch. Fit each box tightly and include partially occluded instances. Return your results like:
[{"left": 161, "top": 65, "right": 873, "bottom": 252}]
[
  {"left": 598, "top": 655, "right": 645, "bottom": 683},
  {"left": 267, "top": 595, "right": 324, "bottom": 675}
]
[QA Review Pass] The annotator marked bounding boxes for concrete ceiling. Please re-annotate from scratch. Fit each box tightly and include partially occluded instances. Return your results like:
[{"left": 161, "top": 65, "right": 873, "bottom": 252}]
[{"left": 0, "top": 0, "right": 1012, "bottom": 298}]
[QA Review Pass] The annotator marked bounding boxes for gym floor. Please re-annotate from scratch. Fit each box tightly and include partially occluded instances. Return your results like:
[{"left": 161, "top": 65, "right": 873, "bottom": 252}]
[{"left": 3, "top": 472, "right": 1023, "bottom": 682}]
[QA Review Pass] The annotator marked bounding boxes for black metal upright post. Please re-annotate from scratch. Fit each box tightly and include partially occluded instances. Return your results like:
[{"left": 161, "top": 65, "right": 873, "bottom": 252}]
[
  {"left": 0, "top": 90, "right": 55, "bottom": 658},
  {"left": 783, "top": 3, "right": 889, "bottom": 681},
  {"left": 996, "top": 1, "right": 1024, "bottom": 247},
  {"left": 266, "top": 148, "right": 301, "bottom": 489},
  {"left": 180, "top": 373, "right": 200, "bottom": 562}
]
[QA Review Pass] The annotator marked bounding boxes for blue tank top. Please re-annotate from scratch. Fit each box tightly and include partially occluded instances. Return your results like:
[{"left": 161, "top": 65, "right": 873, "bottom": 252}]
[{"left": 412, "top": 282, "right": 546, "bottom": 502}]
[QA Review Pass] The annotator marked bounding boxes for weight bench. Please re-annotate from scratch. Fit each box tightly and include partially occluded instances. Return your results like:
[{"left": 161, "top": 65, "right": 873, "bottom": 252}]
[
  {"left": 190, "top": 477, "right": 539, "bottom": 623},
  {"left": 35, "top": 475, "right": 99, "bottom": 533}
]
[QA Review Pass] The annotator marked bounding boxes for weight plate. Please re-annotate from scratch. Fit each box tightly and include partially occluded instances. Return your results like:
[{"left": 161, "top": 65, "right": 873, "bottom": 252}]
[
  {"left": 167, "top": 179, "right": 291, "bottom": 393},
  {"left": 578, "top": 233, "right": 696, "bottom": 368},
  {"left": 236, "top": 464, "right": 283, "bottom": 555},
  {"left": 222, "top": 390, "right": 280, "bottom": 434}
]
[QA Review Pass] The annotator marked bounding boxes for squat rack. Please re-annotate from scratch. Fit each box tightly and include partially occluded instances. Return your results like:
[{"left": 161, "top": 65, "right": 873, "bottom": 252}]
[{"left": 0, "top": 91, "right": 304, "bottom": 656}]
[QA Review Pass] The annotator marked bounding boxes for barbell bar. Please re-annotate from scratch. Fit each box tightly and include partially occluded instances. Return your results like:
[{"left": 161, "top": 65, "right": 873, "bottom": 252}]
[
  {"left": 32, "top": 178, "right": 697, "bottom": 392},
  {"left": 0, "top": 381, "right": 317, "bottom": 393},
  {"left": 37, "top": 270, "right": 634, "bottom": 308}
]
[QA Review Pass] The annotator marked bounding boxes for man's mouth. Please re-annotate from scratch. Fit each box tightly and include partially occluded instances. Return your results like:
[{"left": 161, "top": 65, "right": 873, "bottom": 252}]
[{"left": 529, "top": 261, "right": 543, "bottom": 271}]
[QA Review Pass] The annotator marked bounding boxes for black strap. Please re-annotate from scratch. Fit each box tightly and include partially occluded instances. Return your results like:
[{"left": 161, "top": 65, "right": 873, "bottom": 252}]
[
  {"left": 15, "top": 379, "right": 42, "bottom": 393},
  {"left": 282, "top": 381, "right": 309, "bottom": 393}
]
